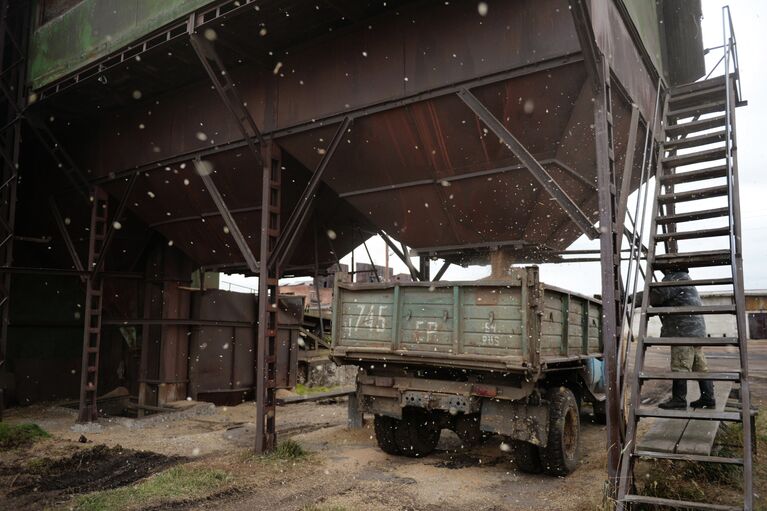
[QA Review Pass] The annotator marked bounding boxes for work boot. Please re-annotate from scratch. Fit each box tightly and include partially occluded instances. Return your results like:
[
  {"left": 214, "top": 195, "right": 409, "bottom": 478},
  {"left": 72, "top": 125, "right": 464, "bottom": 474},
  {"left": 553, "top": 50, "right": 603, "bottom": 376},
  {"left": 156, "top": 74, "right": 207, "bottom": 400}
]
[
  {"left": 658, "top": 380, "right": 687, "bottom": 410},
  {"left": 690, "top": 380, "right": 716, "bottom": 409}
]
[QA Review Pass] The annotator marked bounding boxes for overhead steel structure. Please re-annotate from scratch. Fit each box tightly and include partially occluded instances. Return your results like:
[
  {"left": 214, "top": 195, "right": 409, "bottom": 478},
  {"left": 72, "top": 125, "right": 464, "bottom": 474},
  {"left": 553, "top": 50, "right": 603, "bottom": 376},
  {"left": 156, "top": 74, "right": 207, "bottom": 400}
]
[{"left": 0, "top": 0, "right": 710, "bottom": 499}]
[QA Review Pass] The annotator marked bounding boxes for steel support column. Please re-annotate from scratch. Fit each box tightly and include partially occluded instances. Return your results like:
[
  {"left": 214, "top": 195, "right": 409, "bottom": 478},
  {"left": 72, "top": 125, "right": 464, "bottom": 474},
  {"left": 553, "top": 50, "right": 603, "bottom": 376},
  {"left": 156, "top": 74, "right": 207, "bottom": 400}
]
[
  {"left": 256, "top": 143, "right": 281, "bottom": 453},
  {"left": 456, "top": 88, "right": 599, "bottom": 240},
  {"left": 594, "top": 59, "right": 622, "bottom": 493},
  {"left": 419, "top": 257, "right": 430, "bottom": 282}
]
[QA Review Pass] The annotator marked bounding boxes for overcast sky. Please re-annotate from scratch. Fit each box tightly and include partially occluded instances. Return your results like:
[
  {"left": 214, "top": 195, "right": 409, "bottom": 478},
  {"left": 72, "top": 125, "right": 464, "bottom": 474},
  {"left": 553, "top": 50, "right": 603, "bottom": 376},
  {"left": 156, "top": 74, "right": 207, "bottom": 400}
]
[{"left": 224, "top": 0, "right": 766, "bottom": 296}]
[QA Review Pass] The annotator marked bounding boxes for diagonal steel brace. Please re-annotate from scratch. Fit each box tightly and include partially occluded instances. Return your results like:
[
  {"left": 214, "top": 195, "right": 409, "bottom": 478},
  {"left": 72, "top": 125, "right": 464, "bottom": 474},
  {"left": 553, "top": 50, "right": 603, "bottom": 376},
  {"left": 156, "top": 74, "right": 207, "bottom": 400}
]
[{"left": 457, "top": 88, "right": 599, "bottom": 240}]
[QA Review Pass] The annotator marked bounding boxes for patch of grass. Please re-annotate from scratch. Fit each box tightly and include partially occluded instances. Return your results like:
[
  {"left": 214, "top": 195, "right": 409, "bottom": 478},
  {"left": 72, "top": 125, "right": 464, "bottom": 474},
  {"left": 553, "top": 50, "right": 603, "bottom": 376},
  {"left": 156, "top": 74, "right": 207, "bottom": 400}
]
[
  {"left": 294, "top": 384, "right": 336, "bottom": 396},
  {"left": 0, "top": 422, "right": 49, "bottom": 450},
  {"left": 72, "top": 466, "right": 231, "bottom": 511},
  {"left": 238, "top": 439, "right": 309, "bottom": 464},
  {"left": 266, "top": 439, "right": 307, "bottom": 460},
  {"left": 25, "top": 457, "right": 54, "bottom": 474}
]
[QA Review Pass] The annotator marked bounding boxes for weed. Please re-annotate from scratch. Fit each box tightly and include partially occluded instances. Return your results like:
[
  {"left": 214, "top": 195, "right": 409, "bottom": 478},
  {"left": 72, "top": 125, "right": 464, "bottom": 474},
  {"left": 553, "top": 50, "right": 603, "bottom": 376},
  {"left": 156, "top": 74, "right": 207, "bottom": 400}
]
[
  {"left": 0, "top": 423, "right": 50, "bottom": 450},
  {"left": 266, "top": 439, "right": 307, "bottom": 460},
  {"left": 238, "top": 439, "right": 309, "bottom": 464},
  {"left": 72, "top": 465, "right": 231, "bottom": 511}
]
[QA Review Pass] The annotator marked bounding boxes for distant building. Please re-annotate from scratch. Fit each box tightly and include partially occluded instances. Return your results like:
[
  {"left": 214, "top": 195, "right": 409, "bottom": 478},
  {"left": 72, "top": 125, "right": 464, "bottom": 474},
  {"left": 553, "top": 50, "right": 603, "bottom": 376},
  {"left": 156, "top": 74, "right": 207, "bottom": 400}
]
[
  {"left": 279, "top": 264, "right": 348, "bottom": 310},
  {"left": 354, "top": 263, "right": 393, "bottom": 283}
]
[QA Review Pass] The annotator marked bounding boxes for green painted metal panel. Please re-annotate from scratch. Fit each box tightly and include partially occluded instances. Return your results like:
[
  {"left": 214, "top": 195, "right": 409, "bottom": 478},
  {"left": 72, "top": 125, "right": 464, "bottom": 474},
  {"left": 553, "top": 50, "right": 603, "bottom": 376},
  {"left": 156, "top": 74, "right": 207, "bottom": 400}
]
[
  {"left": 623, "top": 0, "right": 665, "bottom": 78},
  {"left": 28, "top": 0, "right": 213, "bottom": 89},
  {"left": 334, "top": 275, "right": 603, "bottom": 371}
]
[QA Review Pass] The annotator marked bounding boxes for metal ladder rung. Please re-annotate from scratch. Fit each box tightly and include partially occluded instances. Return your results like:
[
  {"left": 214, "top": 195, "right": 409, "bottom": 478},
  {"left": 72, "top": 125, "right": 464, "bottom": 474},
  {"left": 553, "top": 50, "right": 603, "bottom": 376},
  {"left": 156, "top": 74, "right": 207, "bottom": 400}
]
[
  {"left": 666, "top": 100, "right": 726, "bottom": 121},
  {"left": 635, "top": 408, "right": 742, "bottom": 421},
  {"left": 654, "top": 226, "right": 730, "bottom": 241},
  {"left": 663, "top": 130, "right": 726, "bottom": 151},
  {"left": 621, "top": 494, "right": 741, "bottom": 511},
  {"left": 658, "top": 184, "right": 729, "bottom": 204},
  {"left": 660, "top": 164, "right": 728, "bottom": 185},
  {"left": 643, "top": 336, "right": 739, "bottom": 346},
  {"left": 638, "top": 371, "right": 741, "bottom": 381},
  {"left": 662, "top": 146, "right": 727, "bottom": 168},
  {"left": 656, "top": 206, "right": 729, "bottom": 224},
  {"left": 653, "top": 249, "right": 731, "bottom": 269},
  {"left": 668, "top": 75, "right": 726, "bottom": 96},
  {"left": 632, "top": 450, "right": 743, "bottom": 465},
  {"left": 647, "top": 304, "right": 736, "bottom": 315},
  {"left": 650, "top": 277, "right": 733, "bottom": 288},
  {"left": 665, "top": 114, "right": 727, "bottom": 138}
]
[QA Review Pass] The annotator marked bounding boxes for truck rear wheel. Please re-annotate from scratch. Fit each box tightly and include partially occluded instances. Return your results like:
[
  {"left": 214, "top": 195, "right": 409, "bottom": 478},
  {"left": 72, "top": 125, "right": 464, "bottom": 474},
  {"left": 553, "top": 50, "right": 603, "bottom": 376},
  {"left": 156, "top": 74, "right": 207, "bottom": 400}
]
[
  {"left": 540, "top": 387, "right": 580, "bottom": 476},
  {"left": 509, "top": 440, "right": 543, "bottom": 474},
  {"left": 454, "top": 413, "right": 483, "bottom": 448},
  {"left": 374, "top": 415, "right": 402, "bottom": 455},
  {"left": 394, "top": 408, "right": 440, "bottom": 457}
]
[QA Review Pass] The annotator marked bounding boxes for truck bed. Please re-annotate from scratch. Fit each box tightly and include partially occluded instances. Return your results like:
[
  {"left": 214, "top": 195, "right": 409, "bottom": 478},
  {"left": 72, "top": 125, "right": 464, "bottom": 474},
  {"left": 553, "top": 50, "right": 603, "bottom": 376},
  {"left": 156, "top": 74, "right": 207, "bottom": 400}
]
[{"left": 331, "top": 267, "right": 602, "bottom": 373}]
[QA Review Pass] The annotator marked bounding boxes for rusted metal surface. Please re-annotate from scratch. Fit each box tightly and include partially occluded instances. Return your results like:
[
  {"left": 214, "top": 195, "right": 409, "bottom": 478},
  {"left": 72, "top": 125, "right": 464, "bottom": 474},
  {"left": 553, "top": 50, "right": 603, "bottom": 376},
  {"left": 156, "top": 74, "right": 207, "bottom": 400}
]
[{"left": 188, "top": 290, "right": 302, "bottom": 405}]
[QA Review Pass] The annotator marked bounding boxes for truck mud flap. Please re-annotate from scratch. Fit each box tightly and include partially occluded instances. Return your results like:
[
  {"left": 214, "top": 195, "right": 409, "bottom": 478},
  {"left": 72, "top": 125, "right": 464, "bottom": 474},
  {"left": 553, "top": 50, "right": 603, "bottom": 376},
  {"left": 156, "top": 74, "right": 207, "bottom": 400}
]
[{"left": 480, "top": 398, "right": 549, "bottom": 447}]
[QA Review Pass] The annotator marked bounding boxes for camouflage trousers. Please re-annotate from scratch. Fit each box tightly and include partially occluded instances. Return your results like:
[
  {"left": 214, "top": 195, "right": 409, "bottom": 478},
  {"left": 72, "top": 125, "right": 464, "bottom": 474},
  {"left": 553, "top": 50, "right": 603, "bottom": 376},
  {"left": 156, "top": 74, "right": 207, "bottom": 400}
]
[{"left": 670, "top": 346, "right": 708, "bottom": 372}]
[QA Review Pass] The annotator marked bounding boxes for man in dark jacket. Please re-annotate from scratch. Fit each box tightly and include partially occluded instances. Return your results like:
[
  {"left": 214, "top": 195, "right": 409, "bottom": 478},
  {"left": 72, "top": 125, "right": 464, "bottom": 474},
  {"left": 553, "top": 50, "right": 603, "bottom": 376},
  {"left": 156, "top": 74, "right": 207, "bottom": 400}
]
[{"left": 634, "top": 268, "right": 715, "bottom": 410}]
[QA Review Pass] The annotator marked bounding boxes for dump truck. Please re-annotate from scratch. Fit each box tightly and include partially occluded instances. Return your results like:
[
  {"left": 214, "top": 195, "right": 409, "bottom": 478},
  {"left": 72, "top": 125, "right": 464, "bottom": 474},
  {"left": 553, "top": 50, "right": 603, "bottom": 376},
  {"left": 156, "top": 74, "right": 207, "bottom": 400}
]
[{"left": 331, "top": 266, "right": 605, "bottom": 475}]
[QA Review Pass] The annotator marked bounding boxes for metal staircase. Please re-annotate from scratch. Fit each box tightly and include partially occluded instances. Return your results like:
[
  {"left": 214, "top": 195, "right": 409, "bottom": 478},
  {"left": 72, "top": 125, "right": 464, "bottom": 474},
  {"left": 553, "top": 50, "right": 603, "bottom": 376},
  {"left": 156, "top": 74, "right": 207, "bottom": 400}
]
[{"left": 617, "top": 12, "right": 754, "bottom": 507}]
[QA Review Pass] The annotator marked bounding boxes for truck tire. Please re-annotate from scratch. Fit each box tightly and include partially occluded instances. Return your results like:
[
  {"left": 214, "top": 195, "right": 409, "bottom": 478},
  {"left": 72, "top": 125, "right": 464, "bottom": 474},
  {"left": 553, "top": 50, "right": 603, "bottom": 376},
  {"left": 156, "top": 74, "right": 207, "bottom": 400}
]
[
  {"left": 394, "top": 408, "right": 440, "bottom": 457},
  {"left": 454, "top": 413, "right": 483, "bottom": 448},
  {"left": 509, "top": 440, "right": 543, "bottom": 474},
  {"left": 374, "top": 415, "right": 402, "bottom": 455},
  {"left": 540, "top": 387, "right": 580, "bottom": 476}
]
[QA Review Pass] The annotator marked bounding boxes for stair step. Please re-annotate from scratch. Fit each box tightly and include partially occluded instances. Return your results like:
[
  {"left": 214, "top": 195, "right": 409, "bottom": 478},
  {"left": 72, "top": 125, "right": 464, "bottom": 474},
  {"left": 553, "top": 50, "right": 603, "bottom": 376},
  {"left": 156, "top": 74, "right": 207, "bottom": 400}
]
[
  {"left": 647, "top": 305, "right": 736, "bottom": 315},
  {"left": 656, "top": 206, "right": 729, "bottom": 224},
  {"left": 636, "top": 407, "right": 741, "bottom": 421},
  {"left": 663, "top": 147, "right": 727, "bottom": 168},
  {"left": 644, "top": 336, "right": 739, "bottom": 346},
  {"left": 664, "top": 130, "right": 727, "bottom": 151},
  {"left": 638, "top": 371, "right": 741, "bottom": 381},
  {"left": 633, "top": 449, "right": 742, "bottom": 465},
  {"left": 86, "top": 347, "right": 99, "bottom": 353},
  {"left": 658, "top": 184, "right": 729, "bottom": 204},
  {"left": 667, "top": 100, "right": 726, "bottom": 121},
  {"left": 653, "top": 249, "right": 731, "bottom": 269},
  {"left": 621, "top": 494, "right": 740, "bottom": 511},
  {"left": 665, "top": 115, "right": 726, "bottom": 138},
  {"left": 654, "top": 226, "right": 730, "bottom": 242},
  {"left": 87, "top": 366, "right": 97, "bottom": 373},
  {"left": 650, "top": 277, "right": 733, "bottom": 288},
  {"left": 668, "top": 85, "right": 726, "bottom": 110},
  {"left": 660, "top": 165, "right": 727, "bottom": 185},
  {"left": 668, "top": 75, "right": 726, "bottom": 97}
]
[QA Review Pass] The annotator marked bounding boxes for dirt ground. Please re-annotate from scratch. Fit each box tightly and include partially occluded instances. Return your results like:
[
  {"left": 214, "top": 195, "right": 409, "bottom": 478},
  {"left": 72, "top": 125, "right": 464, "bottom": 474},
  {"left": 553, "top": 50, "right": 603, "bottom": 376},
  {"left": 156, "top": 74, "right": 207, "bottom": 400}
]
[{"left": 0, "top": 340, "right": 764, "bottom": 511}]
